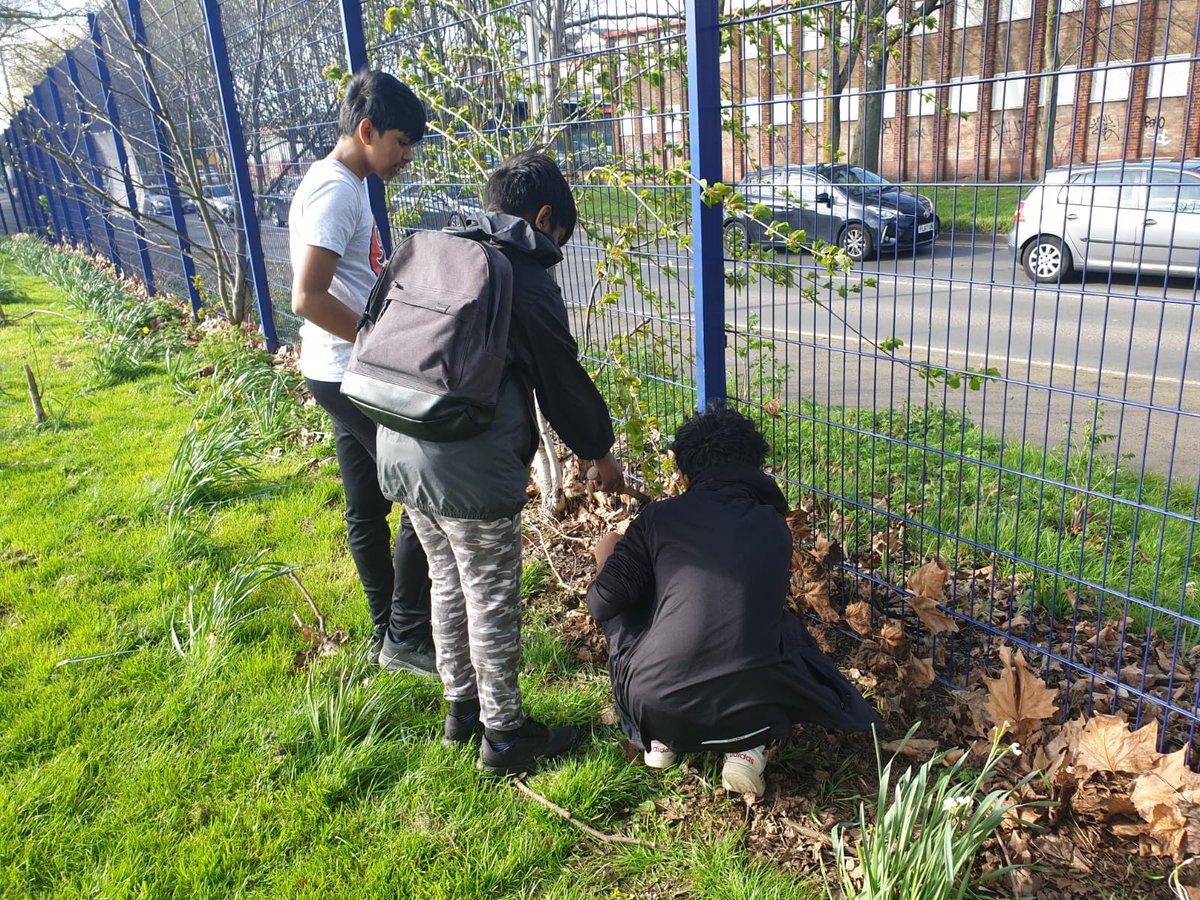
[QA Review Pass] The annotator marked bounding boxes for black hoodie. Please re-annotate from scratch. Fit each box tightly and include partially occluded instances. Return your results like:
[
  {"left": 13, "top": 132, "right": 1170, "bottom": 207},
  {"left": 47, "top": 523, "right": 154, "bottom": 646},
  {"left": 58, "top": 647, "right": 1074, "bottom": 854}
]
[
  {"left": 377, "top": 213, "right": 615, "bottom": 519},
  {"left": 587, "top": 466, "right": 882, "bottom": 752}
]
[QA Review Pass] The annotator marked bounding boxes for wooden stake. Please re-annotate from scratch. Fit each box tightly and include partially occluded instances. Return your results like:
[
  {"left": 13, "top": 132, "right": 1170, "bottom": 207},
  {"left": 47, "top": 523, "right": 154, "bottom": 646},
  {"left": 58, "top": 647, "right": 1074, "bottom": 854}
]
[{"left": 24, "top": 365, "right": 46, "bottom": 423}]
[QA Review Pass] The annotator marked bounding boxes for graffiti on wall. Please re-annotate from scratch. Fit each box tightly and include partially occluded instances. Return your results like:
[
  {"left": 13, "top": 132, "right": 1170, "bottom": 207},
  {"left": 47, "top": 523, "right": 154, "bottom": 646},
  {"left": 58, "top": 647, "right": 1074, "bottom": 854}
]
[
  {"left": 1089, "top": 113, "right": 1121, "bottom": 143},
  {"left": 988, "top": 113, "right": 1025, "bottom": 153},
  {"left": 1143, "top": 114, "right": 1171, "bottom": 147}
]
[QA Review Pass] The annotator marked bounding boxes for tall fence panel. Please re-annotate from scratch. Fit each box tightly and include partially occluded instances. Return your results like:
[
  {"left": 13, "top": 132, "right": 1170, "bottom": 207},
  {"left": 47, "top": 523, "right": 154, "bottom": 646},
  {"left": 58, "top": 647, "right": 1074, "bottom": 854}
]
[{"left": 4, "top": 0, "right": 1200, "bottom": 751}]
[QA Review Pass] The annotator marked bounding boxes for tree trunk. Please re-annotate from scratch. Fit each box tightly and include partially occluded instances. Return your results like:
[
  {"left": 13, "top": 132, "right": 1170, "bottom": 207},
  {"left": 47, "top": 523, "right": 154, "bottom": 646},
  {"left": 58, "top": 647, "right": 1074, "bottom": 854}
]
[{"left": 853, "top": 12, "right": 887, "bottom": 172}]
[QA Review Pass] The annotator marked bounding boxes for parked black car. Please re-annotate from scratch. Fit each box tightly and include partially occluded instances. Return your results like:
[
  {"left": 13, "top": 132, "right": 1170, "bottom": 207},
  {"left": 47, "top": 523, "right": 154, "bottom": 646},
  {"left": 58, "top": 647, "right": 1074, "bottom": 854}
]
[{"left": 724, "top": 164, "right": 940, "bottom": 261}]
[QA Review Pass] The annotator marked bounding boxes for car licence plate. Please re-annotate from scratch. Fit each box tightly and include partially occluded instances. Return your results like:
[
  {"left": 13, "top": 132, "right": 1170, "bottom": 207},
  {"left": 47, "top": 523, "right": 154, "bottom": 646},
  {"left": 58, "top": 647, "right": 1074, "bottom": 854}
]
[{"left": 918, "top": 222, "right": 934, "bottom": 234}]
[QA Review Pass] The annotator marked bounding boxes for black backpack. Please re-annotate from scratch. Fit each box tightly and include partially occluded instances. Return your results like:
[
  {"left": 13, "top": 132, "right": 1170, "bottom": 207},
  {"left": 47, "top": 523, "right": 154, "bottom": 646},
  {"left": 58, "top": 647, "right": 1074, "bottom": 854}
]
[{"left": 341, "top": 230, "right": 514, "bottom": 441}]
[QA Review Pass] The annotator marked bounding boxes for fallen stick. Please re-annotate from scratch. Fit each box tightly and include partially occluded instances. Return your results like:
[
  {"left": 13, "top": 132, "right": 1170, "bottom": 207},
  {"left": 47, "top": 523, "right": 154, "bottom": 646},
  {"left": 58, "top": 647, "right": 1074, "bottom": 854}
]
[
  {"left": 525, "top": 522, "right": 580, "bottom": 596},
  {"left": 288, "top": 571, "right": 325, "bottom": 634},
  {"left": 514, "top": 779, "right": 665, "bottom": 851}
]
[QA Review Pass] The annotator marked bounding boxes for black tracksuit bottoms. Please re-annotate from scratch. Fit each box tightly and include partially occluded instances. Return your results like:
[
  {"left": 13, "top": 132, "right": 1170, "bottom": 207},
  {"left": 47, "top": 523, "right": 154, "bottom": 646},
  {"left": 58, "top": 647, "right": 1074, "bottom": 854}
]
[{"left": 306, "top": 377, "right": 432, "bottom": 644}]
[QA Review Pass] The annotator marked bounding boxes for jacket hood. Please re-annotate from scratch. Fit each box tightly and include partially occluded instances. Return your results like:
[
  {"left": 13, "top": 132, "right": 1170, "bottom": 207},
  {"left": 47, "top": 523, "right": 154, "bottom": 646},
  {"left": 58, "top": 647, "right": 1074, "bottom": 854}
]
[
  {"left": 454, "top": 211, "right": 564, "bottom": 268},
  {"left": 688, "top": 465, "right": 789, "bottom": 515}
]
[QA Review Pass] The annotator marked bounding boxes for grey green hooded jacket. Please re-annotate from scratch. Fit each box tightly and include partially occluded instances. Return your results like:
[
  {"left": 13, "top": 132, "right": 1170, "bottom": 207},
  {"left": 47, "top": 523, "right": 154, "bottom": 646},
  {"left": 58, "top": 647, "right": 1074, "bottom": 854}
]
[{"left": 375, "top": 212, "right": 615, "bottom": 520}]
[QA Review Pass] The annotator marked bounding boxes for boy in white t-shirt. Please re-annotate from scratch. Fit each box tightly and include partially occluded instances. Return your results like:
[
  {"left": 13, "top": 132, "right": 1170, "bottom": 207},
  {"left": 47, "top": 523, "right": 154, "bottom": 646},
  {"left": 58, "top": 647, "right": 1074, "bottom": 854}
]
[{"left": 289, "top": 70, "right": 435, "bottom": 675}]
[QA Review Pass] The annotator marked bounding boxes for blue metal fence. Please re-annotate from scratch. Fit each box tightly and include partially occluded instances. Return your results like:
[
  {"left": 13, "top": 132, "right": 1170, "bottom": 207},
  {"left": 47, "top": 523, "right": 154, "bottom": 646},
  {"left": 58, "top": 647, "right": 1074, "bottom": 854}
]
[{"left": 4, "top": 0, "right": 1200, "bottom": 751}]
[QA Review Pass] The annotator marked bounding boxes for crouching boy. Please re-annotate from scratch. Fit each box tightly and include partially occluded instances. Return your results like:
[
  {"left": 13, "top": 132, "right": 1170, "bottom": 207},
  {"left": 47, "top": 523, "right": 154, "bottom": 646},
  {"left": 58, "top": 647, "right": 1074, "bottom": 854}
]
[
  {"left": 376, "top": 152, "right": 625, "bottom": 774},
  {"left": 586, "top": 406, "right": 880, "bottom": 795}
]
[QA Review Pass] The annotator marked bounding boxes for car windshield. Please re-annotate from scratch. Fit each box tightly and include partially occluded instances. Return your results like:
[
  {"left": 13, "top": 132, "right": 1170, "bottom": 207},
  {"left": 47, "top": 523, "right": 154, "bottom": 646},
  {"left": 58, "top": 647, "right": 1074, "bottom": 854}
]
[
  {"left": 204, "top": 186, "right": 232, "bottom": 199},
  {"left": 822, "top": 166, "right": 894, "bottom": 194}
]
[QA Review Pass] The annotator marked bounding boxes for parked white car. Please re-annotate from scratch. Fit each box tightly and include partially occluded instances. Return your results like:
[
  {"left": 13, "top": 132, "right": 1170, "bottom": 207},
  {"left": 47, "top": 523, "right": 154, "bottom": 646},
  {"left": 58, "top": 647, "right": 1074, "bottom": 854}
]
[{"left": 1009, "top": 160, "right": 1200, "bottom": 282}]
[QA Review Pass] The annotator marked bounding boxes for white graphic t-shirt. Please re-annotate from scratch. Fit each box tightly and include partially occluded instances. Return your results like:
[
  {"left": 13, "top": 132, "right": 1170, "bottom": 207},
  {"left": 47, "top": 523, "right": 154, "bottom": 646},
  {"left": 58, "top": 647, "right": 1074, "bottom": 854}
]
[{"left": 289, "top": 157, "right": 385, "bottom": 382}]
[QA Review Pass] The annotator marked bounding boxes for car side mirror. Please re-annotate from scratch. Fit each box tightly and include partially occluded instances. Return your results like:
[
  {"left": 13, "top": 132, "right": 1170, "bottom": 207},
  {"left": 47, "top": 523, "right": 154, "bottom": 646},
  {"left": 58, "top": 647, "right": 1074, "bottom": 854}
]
[{"left": 815, "top": 192, "right": 833, "bottom": 206}]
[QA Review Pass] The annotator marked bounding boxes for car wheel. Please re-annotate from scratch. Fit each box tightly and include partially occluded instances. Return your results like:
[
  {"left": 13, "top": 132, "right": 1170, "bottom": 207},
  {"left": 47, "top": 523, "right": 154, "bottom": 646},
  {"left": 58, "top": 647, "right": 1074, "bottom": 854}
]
[
  {"left": 840, "top": 222, "right": 872, "bottom": 262},
  {"left": 1022, "top": 235, "right": 1073, "bottom": 283},
  {"left": 724, "top": 220, "right": 749, "bottom": 256},
  {"left": 447, "top": 213, "right": 466, "bottom": 229}
]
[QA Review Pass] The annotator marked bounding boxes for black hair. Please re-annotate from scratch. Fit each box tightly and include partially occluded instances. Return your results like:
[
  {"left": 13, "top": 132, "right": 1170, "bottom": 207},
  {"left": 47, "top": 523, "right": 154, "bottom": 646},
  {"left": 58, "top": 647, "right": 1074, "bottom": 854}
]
[
  {"left": 338, "top": 70, "right": 426, "bottom": 143},
  {"left": 671, "top": 404, "right": 770, "bottom": 480},
  {"left": 482, "top": 151, "right": 577, "bottom": 240}
]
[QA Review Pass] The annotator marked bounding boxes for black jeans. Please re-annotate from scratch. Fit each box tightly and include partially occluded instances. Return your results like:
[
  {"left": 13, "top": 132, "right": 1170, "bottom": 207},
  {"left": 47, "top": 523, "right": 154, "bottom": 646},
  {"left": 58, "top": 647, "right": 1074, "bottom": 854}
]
[{"left": 306, "top": 377, "right": 432, "bottom": 645}]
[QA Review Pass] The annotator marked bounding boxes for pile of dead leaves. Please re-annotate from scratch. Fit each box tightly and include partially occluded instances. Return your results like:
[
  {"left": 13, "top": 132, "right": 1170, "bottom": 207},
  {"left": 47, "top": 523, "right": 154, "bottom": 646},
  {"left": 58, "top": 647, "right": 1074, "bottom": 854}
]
[{"left": 521, "top": 471, "right": 1200, "bottom": 895}]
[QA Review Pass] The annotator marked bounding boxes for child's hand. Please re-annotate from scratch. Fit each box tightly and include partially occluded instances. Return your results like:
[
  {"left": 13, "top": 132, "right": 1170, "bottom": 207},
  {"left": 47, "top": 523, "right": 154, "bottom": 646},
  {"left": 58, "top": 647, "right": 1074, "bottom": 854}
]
[{"left": 590, "top": 452, "right": 626, "bottom": 494}]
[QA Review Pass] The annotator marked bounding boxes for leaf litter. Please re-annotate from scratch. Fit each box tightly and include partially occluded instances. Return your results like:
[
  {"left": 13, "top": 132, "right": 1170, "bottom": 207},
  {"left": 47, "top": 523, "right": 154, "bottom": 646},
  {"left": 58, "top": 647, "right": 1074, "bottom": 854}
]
[{"left": 521, "top": 458, "right": 1200, "bottom": 896}]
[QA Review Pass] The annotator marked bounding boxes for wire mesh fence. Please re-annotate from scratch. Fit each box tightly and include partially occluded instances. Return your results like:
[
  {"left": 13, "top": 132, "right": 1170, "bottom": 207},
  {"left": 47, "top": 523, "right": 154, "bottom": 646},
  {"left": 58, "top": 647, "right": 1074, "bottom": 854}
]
[{"left": 4, "top": 0, "right": 1200, "bottom": 751}]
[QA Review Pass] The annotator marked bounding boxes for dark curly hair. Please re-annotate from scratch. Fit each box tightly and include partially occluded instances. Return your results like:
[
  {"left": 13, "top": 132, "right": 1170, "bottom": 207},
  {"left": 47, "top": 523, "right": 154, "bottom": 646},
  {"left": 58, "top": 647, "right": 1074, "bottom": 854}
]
[{"left": 671, "top": 404, "right": 770, "bottom": 480}]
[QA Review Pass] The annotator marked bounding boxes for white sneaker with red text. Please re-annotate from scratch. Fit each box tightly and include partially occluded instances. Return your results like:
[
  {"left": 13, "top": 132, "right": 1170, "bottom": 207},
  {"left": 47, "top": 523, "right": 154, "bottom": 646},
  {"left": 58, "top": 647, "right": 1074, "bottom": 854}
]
[
  {"left": 644, "top": 740, "right": 677, "bottom": 769},
  {"left": 721, "top": 745, "right": 767, "bottom": 795}
]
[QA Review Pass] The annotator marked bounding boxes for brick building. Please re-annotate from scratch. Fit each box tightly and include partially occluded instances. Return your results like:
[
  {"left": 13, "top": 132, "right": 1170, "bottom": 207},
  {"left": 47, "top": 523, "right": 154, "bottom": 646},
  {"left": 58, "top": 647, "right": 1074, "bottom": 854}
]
[{"left": 600, "top": 0, "right": 1198, "bottom": 183}]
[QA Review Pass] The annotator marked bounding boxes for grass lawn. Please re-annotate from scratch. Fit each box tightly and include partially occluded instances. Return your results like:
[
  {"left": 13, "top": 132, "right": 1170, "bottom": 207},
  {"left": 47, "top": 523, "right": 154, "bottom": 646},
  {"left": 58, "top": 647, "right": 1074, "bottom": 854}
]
[
  {"left": 0, "top": 241, "right": 825, "bottom": 898},
  {"left": 925, "top": 185, "right": 1024, "bottom": 236}
]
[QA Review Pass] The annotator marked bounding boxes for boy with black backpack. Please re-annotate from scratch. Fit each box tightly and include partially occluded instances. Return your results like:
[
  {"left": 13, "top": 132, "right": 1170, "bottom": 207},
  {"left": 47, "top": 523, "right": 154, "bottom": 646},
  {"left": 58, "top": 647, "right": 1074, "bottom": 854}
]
[
  {"left": 288, "top": 70, "right": 435, "bottom": 676},
  {"left": 374, "top": 152, "right": 625, "bottom": 774}
]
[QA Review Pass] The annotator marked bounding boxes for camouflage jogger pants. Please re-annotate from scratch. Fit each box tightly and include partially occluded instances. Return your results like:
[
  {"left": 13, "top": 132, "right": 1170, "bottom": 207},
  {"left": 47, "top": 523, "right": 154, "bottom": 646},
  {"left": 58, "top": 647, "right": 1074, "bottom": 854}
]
[{"left": 406, "top": 509, "right": 525, "bottom": 731}]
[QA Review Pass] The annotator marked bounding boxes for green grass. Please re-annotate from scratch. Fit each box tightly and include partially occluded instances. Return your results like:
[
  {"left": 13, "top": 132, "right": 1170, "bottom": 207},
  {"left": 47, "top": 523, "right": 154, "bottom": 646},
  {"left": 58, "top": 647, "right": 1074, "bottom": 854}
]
[
  {"left": 925, "top": 185, "right": 1023, "bottom": 235},
  {"left": 0, "top": 240, "right": 820, "bottom": 898}
]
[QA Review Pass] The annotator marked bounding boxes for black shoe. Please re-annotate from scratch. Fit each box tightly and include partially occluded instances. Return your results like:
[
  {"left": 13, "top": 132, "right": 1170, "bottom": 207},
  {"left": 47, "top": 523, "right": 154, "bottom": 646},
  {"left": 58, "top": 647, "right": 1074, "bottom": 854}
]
[
  {"left": 368, "top": 625, "right": 388, "bottom": 666},
  {"left": 378, "top": 633, "right": 438, "bottom": 678},
  {"left": 443, "top": 698, "right": 483, "bottom": 747},
  {"left": 478, "top": 719, "right": 580, "bottom": 776}
]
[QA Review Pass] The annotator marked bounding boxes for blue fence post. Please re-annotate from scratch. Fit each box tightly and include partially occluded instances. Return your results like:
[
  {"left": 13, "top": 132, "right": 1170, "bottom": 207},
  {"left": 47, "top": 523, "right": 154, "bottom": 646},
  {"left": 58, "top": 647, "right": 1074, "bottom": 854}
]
[
  {"left": 126, "top": 0, "right": 203, "bottom": 315},
  {"left": 90, "top": 12, "right": 156, "bottom": 293},
  {"left": 200, "top": 0, "right": 278, "bottom": 350},
  {"left": 31, "top": 82, "right": 72, "bottom": 245},
  {"left": 67, "top": 51, "right": 122, "bottom": 270},
  {"left": 339, "top": 0, "right": 392, "bottom": 258},
  {"left": 686, "top": 0, "right": 726, "bottom": 411},
  {"left": 14, "top": 114, "right": 48, "bottom": 234},
  {"left": 46, "top": 67, "right": 96, "bottom": 255},
  {"left": 5, "top": 133, "right": 34, "bottom": 232},
  {"left": 0, "top": 139, "right": 25, "bottom": 232}
]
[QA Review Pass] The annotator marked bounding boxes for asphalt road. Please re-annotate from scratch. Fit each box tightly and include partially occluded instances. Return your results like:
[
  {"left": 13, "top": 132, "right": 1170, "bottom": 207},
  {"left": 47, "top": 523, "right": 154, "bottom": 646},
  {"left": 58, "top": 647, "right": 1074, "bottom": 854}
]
[
  {"left": 559, "top": 230, "right": 1200, "bottom": 480},
  {"left": 9, "top": 199, "right": 1200, "bottom": 480}
]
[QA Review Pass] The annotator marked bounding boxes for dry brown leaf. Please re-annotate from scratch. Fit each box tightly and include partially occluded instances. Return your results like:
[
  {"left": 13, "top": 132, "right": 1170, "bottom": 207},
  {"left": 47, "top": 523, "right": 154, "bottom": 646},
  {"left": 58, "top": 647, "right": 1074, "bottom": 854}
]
[
  {"left": 906, "top": 594, "right": 960, "bottom": 634},
  {"left": 763, "top": 398, "right": 783, "bottom": 418},
  {"left": 845, "top": 601, "right": 872, "bottom": 637},
  {"left": 984, "top": 647, "right": 1059, "bottom": 740},
  {"left": 877, "top": 619, "right": 911, "bottom": 659},
  {"left": 901, "top": 656, "right": 936, "bottom": 689},
  {"left": 811, "top": 535, "right": 843, "bottom": 569},
  {"left": 1130, "top": 748, "right": 1200, "bottom": 860},
  {"left": 801, "top": 578, "right": 841, "bottom": 623},
  {"left": 1072, "top": 779, "right": 1139, "bottom": 819},
  {"left": 1073, "top": 715, "right": 1160, "bottom": 776},
  {"left": 907, "top": 556, "right": 948, "bottom": 600}
]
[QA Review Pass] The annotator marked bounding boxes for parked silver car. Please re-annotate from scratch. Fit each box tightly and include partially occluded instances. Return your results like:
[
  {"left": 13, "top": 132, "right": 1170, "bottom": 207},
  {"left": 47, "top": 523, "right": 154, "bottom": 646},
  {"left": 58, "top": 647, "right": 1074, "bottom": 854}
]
[{"left": 1010, "top": 160, "right": 1200, "bottom": 283}]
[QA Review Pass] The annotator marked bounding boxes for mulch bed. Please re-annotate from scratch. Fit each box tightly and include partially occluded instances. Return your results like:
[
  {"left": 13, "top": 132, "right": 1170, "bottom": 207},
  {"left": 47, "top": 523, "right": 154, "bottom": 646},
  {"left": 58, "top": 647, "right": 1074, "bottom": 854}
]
[{"left": 521, "top": 467, "right": 1196, "bottom": 898}]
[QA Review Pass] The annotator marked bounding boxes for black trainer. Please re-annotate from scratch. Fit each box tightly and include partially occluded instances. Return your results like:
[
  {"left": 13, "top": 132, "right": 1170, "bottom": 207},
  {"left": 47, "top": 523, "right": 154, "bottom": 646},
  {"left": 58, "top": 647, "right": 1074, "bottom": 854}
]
[
  {"left": 378, "top": 633, "right": 438, "bottom": 678},
  {"left": 443, "top": 698, "right": 483, "bottom": 747},
  {"left": 367, "top": 625, "right": 388, "bottom": 666},
  {"left": 478, "top": 719, "right": 580, "bottom": 776}
]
